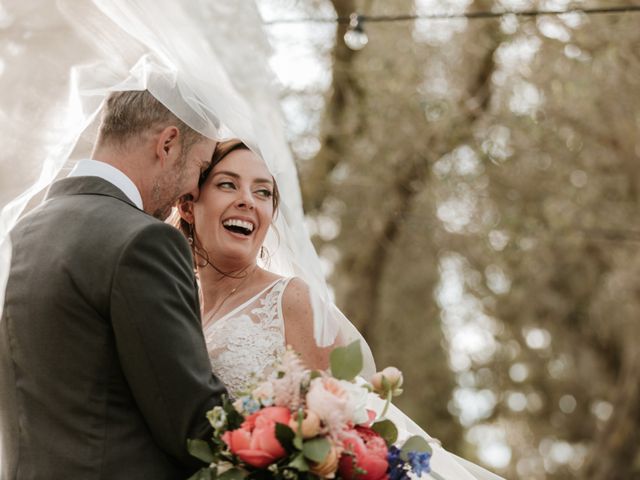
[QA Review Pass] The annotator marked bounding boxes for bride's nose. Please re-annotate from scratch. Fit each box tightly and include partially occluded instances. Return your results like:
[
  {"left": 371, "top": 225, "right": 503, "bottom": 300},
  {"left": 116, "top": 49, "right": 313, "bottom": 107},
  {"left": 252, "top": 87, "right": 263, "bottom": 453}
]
[{"left": 235, "top": 188, "right": 255, "bottom": 209}]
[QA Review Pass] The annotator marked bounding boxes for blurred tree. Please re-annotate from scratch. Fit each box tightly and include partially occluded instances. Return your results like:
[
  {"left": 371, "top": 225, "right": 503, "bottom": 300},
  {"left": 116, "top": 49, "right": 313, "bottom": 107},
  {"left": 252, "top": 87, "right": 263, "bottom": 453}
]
[{"left": 284, "top": 0, "right": 640, "bottom": 478}]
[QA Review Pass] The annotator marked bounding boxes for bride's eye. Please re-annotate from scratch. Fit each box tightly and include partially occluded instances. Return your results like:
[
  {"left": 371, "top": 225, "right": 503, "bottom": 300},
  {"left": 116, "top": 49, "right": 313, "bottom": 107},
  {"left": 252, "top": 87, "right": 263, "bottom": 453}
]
[
  {"left": 255, "top": 188, "right": 273, "bottom": 199},
  {"left": 217, "top": 181, "right": 236, "bottom": 190}
]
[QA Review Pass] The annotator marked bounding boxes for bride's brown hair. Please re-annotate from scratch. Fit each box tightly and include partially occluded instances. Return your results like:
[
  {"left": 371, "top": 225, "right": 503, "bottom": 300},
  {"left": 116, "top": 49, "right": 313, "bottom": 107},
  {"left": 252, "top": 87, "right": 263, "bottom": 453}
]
[{"left": 175, "top": 138, "right": 280, "bottom": 269}]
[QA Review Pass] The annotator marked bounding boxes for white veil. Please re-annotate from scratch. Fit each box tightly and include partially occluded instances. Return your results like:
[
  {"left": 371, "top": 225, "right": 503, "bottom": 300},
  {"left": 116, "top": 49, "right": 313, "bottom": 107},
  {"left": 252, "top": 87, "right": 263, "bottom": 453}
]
[
  {"left": 0, "top": 1, "right": 502, "bottom": 478},
  {"left": 0, "top": 0, "right": 373, "bottom": 372}
]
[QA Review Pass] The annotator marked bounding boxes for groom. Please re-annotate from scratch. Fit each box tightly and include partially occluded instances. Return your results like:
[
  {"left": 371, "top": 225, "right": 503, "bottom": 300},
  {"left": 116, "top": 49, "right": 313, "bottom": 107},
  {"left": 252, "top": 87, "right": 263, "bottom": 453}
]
[{"left": 0, "top": 90, "right": 225, "bottom": 479}]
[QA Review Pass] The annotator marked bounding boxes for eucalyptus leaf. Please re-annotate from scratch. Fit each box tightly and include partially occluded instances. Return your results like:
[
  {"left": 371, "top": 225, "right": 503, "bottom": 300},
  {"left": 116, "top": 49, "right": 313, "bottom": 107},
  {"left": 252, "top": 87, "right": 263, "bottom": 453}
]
[
  {"left": 371, "top": 419, "right": 398, "bottom": 446},
  {"left": 186, "top": 468, "right": 214, "bottom": 480},
  {"left": 400, "top": 435, "right": 433, "bottom": 461},
  {"left": 187, "top": 439, "right": 215, "bottom": 463},
  {"left": 218, "top": 467, "right": 247, "bottom": 480},
  {"left": 289, "top": 453, "right": 310, "bottom": 471},
  {"left": 330, "top": 340, "right": 363, "bottom": 381},
  {"left": 302, "top": 437, "right": 331, "bottom": 463}
]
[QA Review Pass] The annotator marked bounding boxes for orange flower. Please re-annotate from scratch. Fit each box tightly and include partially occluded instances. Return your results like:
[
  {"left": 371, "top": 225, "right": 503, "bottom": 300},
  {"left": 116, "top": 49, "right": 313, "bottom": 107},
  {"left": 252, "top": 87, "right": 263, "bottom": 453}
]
[
  {"left": 222, "top": 406, "right": 291, "bottom": 468},
  {"left": 288, "top": 409, "right": 322, "bottom": 439}
]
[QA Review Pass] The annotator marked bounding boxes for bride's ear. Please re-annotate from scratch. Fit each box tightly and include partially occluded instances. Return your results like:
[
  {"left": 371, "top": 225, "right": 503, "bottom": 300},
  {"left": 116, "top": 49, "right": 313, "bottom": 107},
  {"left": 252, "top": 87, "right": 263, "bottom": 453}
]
[{"left": 177, "top": 195, "right": 195, "bottom": 223}]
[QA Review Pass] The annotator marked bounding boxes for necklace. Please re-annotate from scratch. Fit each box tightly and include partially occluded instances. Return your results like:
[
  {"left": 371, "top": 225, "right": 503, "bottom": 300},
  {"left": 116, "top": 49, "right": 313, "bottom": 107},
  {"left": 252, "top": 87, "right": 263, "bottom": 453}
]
[{"left": 205, "top": 265, "right": 257, "bottom": 323}]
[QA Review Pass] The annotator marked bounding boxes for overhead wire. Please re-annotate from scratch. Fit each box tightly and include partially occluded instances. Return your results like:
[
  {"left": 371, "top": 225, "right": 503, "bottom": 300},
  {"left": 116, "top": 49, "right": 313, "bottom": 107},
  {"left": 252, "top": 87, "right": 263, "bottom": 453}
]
[{"left": 264, "top": 4, "right": 640, "bottom": 25}]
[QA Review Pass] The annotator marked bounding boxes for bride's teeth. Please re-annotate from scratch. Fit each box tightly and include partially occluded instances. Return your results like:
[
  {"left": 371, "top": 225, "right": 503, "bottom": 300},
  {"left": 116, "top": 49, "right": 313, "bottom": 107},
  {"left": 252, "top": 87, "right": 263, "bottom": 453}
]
[{"left": 223, "top": 219, "right": 254, "bottom": 232}]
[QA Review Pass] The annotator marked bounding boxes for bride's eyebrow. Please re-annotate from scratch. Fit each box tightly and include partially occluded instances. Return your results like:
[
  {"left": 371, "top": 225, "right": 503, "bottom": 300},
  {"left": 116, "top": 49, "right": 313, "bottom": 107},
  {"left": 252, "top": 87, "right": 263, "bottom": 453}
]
[
  {"left": 254, "top": 178, "right": 274, "bottom": 186},
  {"left": 211, "top": 171, "right": 239, "bottom": 179},
  {"left": 212, "top": 171, "right": 273, "bottom": 185}
]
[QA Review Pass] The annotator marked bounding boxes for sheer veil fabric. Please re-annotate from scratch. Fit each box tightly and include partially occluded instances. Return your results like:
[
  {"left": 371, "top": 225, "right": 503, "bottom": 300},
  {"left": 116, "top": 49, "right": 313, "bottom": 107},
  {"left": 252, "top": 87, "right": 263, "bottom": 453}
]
[
  {"left": 0, "top": 0, "right": 369, "bottom": 364},
  {"left": 0, "top": 1, "right": 502, "bottom": 479}
]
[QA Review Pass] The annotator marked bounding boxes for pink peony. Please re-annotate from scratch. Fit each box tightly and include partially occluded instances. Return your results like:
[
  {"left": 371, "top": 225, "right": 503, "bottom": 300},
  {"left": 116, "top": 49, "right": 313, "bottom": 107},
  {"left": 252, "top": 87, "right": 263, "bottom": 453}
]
[
  {"left": 222, "top": 406, "right": 291, "bottom": 468},
  {"left": 338, "top": 426, "right": 389, "bottom": 480},
  {"left": 306, "top": 377, "right": 352, "bottom": 437},
  {"left": 370, "top": 367, "right": 404, "bottom": 398}
]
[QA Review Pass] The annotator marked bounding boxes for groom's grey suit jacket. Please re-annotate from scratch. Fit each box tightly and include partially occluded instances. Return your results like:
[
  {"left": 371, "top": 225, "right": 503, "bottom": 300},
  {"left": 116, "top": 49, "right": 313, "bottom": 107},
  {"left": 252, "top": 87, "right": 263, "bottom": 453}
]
[{"left": 0, "top": 176, "right": 225, "bottom": 479}]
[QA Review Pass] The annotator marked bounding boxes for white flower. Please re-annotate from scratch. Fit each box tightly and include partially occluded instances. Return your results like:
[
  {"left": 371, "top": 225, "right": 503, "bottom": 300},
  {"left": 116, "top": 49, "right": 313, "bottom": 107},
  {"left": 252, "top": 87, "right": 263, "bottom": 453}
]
[
  {"left": 338, "top": 380, "right": 369, "bottom": 425},
  {"left": 206, "top": 406, "right": 227, "bottom": 435}
]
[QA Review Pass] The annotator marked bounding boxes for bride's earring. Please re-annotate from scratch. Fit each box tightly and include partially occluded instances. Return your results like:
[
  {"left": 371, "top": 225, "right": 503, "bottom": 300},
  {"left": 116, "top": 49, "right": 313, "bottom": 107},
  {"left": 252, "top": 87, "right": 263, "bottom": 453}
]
[
  {"left": 189, "top": 223, "right": 209, "bottom": 268},
  {"left": 188, "top": 223, "right": 195, "bottom": 246}
]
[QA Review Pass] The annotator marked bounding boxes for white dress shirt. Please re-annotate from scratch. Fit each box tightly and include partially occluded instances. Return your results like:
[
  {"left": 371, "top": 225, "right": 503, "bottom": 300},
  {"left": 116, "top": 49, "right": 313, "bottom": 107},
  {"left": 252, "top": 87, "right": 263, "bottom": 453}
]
[{"left": 68, "top": 159, "right": 143, "bottom": 210}]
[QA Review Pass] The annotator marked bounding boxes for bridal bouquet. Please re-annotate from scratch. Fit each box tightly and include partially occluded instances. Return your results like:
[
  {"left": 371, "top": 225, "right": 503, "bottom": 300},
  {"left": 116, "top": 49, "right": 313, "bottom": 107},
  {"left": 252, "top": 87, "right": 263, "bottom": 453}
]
[{"left": 187, "top": 341, "right": 432, "bottom": 480}]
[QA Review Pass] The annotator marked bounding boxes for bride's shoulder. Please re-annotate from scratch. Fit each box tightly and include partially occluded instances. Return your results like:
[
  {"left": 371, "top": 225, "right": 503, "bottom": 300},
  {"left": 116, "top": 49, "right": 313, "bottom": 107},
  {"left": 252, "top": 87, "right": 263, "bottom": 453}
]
[
  {"left": 280, "top": 277, "right": 312, "bottom": 320},
  {"left": 281, "top": 278, "right": 331, "bottom": 370}
]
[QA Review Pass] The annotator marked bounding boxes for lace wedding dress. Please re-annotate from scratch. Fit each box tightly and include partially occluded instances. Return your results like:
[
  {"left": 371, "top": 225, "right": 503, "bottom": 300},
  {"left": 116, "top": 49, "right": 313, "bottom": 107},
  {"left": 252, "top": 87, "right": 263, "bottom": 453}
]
[
  {"left": 203, "top": 277, "right": 291, "bottom": 397},
  {"left": 202, "top": 277, "right": 504, "bottom": 480}
]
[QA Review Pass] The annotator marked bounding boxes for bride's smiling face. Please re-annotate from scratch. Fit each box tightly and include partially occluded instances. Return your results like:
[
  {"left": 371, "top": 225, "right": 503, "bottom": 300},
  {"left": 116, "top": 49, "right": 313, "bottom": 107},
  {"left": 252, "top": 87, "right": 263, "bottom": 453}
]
[{"left": 193, "top": 148, "right": 275, "bottom": 266}]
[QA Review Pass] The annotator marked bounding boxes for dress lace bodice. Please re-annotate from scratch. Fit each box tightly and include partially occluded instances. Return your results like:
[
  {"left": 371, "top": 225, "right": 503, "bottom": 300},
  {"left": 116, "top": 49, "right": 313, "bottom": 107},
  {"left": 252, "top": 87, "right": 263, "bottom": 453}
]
[{"left": 203, "top": 277, "right": 291, "bottom": 397}]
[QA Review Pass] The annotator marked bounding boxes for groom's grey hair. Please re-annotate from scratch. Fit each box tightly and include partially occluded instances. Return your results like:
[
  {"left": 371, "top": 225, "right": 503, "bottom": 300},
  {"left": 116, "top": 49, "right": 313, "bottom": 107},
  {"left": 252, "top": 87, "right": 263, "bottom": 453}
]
[{"left": 97, "top": 90, "right": 203, "bottom": 152}]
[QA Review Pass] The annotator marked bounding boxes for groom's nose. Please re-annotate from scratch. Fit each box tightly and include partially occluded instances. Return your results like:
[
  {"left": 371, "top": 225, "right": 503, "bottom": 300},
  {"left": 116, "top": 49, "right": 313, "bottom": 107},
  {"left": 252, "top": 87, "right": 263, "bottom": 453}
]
[
  {"left": 183, "top": 173, "right": 201, "bottom": 202},
  {"left": 186, "top": 183, "right": 200, "bottom": 202}
]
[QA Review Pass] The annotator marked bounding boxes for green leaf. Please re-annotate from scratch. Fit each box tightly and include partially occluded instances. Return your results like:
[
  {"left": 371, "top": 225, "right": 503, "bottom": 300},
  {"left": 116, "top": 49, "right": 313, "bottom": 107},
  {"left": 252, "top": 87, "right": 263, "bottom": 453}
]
[
  {"left": 288, "top": 453, "right": 310, "bottom": 471},
  {"left": 371, "top": 419, "right": 398, "bottom": 446},
  {"left": 330, "top": 340, "right": 363, "bottom": 381},
  {"left": 188, "top": 439, "right": 216, "bottom": 463},
  {"left": 302, "top": 437, "right": 331, "bottom": 463},
  {"left": 222, "top": 396, "right": 244, "bottom": 430},
  {"left": 275, "top": 423, "right": 296, "bottom": 451},
  {"left": 186, "top": 468, "right": 214, "bottom": 480},
  {"left": 400, "top": 435, "right": 432, "bottom": 461},
  {"left": 218, "top": 468, "right": 246, "bottom": 480}
]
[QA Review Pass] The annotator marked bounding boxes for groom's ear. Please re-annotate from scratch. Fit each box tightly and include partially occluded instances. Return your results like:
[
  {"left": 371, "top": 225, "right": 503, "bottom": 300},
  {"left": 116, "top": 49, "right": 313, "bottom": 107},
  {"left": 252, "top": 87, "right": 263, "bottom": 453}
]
[
  {"left": 177, "top": 195, "right": 195, "bottom": 223},
  {"left": 155, "top": 126, "right": 181, "bottom": 166}
]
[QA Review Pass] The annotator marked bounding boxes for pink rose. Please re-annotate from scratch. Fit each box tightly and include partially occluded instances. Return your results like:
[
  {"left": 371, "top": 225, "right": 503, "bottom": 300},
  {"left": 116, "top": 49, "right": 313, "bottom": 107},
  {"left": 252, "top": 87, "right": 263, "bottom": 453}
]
[
  {"left": 338, "top": 426, "right": 389, "bottom": 480},
  {"left": 222, "top": 406, "right": 291, "bottom": 468}
]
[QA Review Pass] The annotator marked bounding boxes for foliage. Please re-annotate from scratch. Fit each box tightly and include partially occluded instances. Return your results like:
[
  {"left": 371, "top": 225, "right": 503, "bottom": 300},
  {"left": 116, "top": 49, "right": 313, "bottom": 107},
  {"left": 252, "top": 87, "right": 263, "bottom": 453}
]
[{"left": 266, "top": 0, "right": 640, "bottom": 478}]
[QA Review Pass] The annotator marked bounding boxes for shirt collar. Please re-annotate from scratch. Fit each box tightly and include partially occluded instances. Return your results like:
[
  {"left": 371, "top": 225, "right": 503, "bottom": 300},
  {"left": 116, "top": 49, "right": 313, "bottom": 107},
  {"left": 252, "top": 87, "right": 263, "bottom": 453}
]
[{"left": 68, "top": 159, "right": 143, "bottom": 210}]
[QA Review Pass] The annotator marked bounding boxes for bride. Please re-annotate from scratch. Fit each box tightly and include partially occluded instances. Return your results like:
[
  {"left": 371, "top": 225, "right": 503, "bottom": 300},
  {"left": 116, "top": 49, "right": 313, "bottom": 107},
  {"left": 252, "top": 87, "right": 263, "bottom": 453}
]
[
  {"left": 174, "top": 139, "right": 504, "bottom": 480},
  {"left": 175, "top": 139, "right": 335, "bottom": 395}
]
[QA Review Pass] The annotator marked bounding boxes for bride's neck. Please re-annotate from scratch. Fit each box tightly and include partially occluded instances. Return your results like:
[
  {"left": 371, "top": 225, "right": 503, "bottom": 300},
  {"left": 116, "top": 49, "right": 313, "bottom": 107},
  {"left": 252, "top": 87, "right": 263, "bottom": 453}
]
[{"left": 198, "top": 260, "right": 256, "bottom": 314}]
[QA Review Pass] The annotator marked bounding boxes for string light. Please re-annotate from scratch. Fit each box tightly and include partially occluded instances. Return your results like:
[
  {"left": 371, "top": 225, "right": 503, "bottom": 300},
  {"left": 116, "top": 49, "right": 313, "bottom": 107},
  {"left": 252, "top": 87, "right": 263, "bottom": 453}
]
[
  {"left": 264, "top": 4, "right": 640, "bottom": 50},
  {"left": 343, "top": 13, "right": 368, "bottom": 51}
]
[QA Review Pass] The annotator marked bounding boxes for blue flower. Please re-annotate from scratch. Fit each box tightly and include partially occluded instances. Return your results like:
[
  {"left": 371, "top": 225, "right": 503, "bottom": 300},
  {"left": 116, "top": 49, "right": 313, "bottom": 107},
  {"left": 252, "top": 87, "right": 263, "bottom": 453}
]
[
  {"left": 408, "top": 451, "right": 432, "bottom": 477},
  {"left": 387, "top": 446, "right": 410, "bottom": 480},
  {"left": 388, "top": 446, "right": 402, "bottom": 463},
  {"left": 241, "top": 396, "right": 261, "bottom": 414}
]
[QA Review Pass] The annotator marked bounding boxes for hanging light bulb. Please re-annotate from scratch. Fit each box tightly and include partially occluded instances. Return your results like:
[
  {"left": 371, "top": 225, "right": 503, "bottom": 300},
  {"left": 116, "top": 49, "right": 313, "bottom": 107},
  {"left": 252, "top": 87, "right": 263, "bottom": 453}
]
[{"left": 343, "top": 13, "right": 368, "bottom": 50}]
